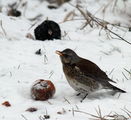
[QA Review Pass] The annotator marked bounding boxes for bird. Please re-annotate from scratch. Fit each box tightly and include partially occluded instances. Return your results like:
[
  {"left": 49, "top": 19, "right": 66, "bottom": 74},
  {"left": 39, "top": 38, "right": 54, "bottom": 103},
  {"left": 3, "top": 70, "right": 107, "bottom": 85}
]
[
  {"left": 56, "top": 48, "right": 126, "bottom": 102},
  {"left": 34, "top": 20, "right": 61, "bottom": 41}
]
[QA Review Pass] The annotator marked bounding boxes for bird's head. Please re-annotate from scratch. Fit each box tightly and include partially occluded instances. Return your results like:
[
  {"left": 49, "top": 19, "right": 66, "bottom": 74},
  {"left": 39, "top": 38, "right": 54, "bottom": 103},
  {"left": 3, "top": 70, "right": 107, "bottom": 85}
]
[{"left": 56, "top": 48, "right": 79, "bottom": 65}]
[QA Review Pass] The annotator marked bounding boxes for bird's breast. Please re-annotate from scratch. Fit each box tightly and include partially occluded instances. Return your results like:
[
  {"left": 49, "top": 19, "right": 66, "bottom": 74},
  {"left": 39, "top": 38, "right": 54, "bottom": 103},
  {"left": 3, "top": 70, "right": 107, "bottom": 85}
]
[
  {"left": 63, "top": 64, "right": 91, "bottom": 93},
  {"left": 63, "top": 64, "right": 76, "bottom": 79},
  {"left": 63, "top": 65, "right": 80, "bottom": 91}
]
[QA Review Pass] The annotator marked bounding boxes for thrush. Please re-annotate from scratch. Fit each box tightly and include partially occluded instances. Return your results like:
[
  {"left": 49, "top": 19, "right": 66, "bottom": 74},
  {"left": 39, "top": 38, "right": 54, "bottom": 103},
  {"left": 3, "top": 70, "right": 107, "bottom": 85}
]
[{"left": 56, "top": 48, "right": 126, "bottom": 102}]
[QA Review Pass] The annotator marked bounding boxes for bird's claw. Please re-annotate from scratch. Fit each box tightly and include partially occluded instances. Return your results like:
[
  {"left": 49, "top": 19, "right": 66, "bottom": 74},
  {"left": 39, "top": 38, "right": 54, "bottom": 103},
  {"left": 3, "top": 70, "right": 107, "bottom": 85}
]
[{"left": 80, "top": 93, "right": 88, "bottom": 102}]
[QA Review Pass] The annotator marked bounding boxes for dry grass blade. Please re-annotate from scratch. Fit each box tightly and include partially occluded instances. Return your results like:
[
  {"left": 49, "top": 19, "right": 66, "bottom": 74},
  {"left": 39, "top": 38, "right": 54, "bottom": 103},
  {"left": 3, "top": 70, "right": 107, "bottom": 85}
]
[
  {"left": 124, "top": 68, "right": 131, "bottom": 76},
  {"left": 49, "top": 71, "right": 54, "bottom": 79},
  {"left": 108, "top": 114, "right": 128, "bottom": 120},
  {"left": 75, "top": 105, "right": 79, "bottom": 110},
  {"left": 75, "top": 5, "right": 93, "bottom": 28},
  {"left": 96, "top": 106, "right": 102, "bottom": 119},
  {"left": 122, "top": 107, "right": 131, "bottom": 118},
  {"left": 74, "top": 110, "right": 102, "bottom": 119},
  {"left": 39, "top": 116, "right": 45, "bottom": 120},
  {"left": 74, "top": 108, "right": 129, "bottom": 120},
  {"left": 28, "top": 21, "right": 38, "bottom": 30},
  {"left": 122, "top": 110, "right": 130, "bottom": 118},
  {"left": 23, "top": 1, "right": 28, "bottom": 16},
  {"left": 64, "top": 97, "right": 71, "bottom": 104},
  {"left": 62, "top": 10, "right": 75, "bottom": 23},
  {"left": 21, "top": 114, "right": 28, "bottom": 120},
  {"left": 29, "top": 14, "right": 43, "bottom": 21},
  {"left": 122, "top": 72, "right": 129, "bottom": 80},
  {"left": 47, "top": 100, "right": 53, "bottom": 105},
  {"left": 0, "top": 20, "right": 7, "bottom": 36},
  {"left": 108, "top": 68, "right": 115, "bottom": 75},
  {"left": 72, "top": 107, "right": 75, "bottom": 116},
  {"left": 43, "top": 54, "right": 48, "bottom": 64}
]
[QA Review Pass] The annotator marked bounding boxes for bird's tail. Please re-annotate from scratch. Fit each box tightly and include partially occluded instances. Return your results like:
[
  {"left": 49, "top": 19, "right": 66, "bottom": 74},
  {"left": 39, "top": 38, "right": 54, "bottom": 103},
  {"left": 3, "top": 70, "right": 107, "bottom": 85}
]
[{"left": 112, "top": 85, "right": 126, "bottom": 93}]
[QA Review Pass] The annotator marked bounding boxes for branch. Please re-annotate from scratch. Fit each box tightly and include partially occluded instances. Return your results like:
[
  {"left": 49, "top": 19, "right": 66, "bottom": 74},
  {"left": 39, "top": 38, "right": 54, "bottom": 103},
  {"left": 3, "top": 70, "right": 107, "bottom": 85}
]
[
  {"left": 69, "top": 3, "right": 131, "bottom": 46},
  {"left": 76, "top": 5, "right": 131, "bottom": 45}
]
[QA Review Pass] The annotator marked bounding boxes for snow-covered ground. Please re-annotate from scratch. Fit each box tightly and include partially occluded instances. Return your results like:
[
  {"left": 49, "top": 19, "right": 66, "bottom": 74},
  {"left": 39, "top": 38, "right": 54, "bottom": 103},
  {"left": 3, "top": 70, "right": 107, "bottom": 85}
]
[{"left": 0, "top": 0, "right": 131, "bottom": 120}]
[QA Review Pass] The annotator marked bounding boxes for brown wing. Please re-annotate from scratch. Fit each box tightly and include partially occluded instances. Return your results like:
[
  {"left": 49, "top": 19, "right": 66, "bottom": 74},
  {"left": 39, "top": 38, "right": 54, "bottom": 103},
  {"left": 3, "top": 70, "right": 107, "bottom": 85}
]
[{"left": 75, "top": 58, "right": 116, "bottom": 83}]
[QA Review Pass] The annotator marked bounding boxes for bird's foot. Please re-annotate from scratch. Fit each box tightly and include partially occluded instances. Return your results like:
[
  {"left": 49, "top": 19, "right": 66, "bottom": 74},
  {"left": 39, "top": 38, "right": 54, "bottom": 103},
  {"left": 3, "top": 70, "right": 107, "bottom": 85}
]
[
  {"left": 76, "top": 93, "right": 81, "bottom": 96},
  {"left": 80, "top": 93, "right": 88, "bottom": 102}
]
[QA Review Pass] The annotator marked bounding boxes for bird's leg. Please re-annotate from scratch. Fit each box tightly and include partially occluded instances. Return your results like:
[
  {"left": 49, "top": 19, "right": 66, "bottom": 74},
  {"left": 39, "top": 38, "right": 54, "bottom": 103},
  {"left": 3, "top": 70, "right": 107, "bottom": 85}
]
[
  {"left": 76, "top": 93, "right": 81, "bottom": 96},
  {"left": 80, "top": 93, "right": 88, "bottom": 102}
]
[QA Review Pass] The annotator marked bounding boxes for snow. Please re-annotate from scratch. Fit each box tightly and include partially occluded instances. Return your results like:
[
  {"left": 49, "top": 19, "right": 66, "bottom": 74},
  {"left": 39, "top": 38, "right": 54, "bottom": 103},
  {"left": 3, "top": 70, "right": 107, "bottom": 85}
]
[
  {"left": 33, "top": 80, "right": 50, "bottom": 90},
  {"left": 0, "top": 0, "right": 131, "bottom": 120}
]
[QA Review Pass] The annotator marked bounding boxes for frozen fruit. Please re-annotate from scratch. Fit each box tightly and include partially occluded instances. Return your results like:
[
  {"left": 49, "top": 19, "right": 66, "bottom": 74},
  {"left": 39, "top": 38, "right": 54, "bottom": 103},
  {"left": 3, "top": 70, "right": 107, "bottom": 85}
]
[{"left": 31, "top": 79, "right": 55, "bottom": 101}]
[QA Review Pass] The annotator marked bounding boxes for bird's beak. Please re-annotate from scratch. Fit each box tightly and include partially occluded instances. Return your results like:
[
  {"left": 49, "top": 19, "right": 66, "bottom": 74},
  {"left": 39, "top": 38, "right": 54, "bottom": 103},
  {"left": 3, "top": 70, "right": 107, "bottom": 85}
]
[
  {"left": 48, "top": 30, "right": 52, "bottom": 35},
  {"left": 55, "top": 50, "right": 63, "bottom": 56}
]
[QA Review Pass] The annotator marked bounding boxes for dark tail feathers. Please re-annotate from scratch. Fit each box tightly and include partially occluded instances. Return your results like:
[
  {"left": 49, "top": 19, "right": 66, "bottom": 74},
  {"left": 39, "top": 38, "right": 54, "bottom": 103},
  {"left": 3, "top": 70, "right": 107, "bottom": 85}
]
[{"left": 112, "top": 86, "right": 126, "bottom": 93}]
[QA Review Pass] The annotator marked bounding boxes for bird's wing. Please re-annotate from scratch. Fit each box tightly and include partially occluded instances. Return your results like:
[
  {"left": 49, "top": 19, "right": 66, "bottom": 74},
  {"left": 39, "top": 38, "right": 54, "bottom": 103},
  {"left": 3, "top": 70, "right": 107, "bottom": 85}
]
[
  {"left": 74, "top": 65, "right": 126, "bottom": 93},
  {"left": 75, "top": 58, "right": 116, "bottom": 83}
]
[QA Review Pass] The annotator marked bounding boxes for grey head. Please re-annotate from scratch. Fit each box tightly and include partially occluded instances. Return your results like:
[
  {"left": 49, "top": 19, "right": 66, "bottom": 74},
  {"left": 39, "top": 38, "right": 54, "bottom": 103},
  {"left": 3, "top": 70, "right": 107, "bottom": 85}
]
[{"left": 56, "top": 48, "right": 80, "bottom": 65}]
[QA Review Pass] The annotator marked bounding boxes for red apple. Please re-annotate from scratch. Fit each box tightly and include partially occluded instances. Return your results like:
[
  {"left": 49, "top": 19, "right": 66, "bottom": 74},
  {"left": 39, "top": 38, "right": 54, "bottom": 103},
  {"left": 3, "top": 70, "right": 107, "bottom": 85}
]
[{"left": 31, "top": 79, "right": 55, "bottom": 100}]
